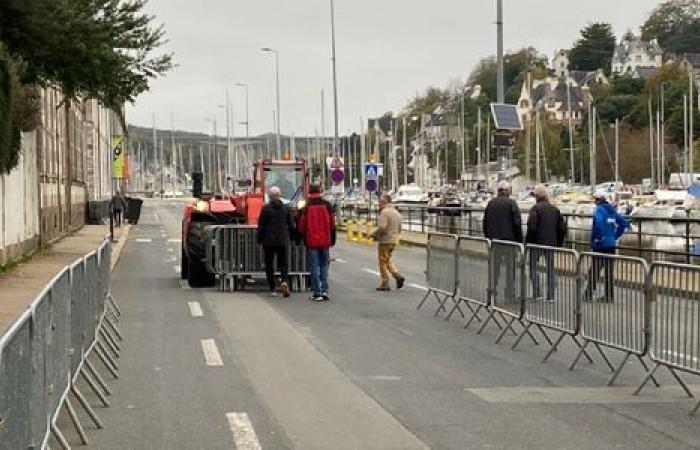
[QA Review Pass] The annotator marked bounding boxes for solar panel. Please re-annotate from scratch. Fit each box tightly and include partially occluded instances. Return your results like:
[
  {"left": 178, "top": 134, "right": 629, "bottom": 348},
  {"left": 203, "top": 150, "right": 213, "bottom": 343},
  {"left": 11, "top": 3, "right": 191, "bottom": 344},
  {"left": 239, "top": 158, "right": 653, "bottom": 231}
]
[{"left": 490, "top": 103, "right": 523, "bottom": 131}]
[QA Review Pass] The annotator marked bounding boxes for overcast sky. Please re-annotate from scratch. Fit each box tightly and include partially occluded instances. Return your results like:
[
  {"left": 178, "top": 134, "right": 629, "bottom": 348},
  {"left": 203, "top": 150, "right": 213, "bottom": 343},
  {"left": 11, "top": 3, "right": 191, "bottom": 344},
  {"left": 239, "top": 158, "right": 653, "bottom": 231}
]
[{"left": 127, "top": 0, "right": 663, "bottom": 137}]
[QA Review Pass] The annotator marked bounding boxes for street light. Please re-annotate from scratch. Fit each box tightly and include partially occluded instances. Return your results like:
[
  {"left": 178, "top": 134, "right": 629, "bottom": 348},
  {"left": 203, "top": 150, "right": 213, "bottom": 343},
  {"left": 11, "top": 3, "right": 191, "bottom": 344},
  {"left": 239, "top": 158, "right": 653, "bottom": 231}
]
[
  {"left": 235, "top": 82, "right": 249, "bottom": 180},
  {"left": 261, "top": 47, "right": 281, "bottom": 159},
  {"left": 205, "top": 117, "right": 218, "bottom": 191}
]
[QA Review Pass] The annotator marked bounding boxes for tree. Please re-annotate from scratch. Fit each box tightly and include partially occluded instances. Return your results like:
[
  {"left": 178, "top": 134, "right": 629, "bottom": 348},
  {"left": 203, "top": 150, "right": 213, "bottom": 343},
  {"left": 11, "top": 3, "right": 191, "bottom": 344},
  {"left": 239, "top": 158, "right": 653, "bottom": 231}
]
[
  {"left": 568, "top": 23, "right": 616, "bottom": 75},
  {"left": 641, "top": 0, "right": 700, "bottom": 55}
]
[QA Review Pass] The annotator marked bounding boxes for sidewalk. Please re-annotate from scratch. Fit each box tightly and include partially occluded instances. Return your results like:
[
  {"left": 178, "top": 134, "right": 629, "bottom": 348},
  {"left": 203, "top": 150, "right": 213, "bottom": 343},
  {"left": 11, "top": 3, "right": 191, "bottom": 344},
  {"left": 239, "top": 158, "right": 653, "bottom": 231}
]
[{"left": 0, "top": 224, "right": 130, "bottom": 336}]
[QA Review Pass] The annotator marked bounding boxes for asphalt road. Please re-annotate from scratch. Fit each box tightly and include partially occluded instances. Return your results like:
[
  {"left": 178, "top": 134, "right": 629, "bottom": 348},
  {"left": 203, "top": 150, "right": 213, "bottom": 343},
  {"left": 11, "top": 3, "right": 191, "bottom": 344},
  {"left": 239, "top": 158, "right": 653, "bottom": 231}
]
[{"left": 60, "top": 199, "right": 700, "bottom": 449}]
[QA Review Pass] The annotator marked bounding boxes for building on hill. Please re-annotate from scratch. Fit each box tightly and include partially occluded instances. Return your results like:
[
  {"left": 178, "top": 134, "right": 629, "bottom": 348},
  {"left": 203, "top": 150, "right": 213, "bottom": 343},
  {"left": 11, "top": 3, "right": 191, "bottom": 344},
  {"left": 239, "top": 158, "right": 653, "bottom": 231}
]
[
  {"left": 631, "top": 66, "right": 660, "bottom": 80},
  {"left": 569, "top": 69, "right": 608, "bottom": 87},
  {"left": 552, "top": 49, "right": 570, "bottom": 78},
  {"left": 680, "top": 53, "right": 700, "bottom": 90},
  {"left": 611, "top": 37, "right": 663, "bottom": 75},
  {"left": 518, "top": 77, "right": 585, "bottom": 124}
]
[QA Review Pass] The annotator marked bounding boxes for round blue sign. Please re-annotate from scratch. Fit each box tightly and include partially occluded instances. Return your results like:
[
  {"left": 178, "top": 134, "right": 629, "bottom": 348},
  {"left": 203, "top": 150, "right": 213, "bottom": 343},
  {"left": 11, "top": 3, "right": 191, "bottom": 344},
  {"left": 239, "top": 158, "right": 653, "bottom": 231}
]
[{"left": 365, "top": 179, "right": 377, "bottom": 192}]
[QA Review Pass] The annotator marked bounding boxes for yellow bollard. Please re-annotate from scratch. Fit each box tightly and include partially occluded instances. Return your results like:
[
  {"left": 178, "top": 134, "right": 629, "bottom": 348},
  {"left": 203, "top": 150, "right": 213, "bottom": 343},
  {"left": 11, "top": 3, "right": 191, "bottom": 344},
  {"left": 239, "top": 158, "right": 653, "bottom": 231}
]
[
  {"left": 347, "top": 220, "right": 358, "bottom": 242},
  {"left": 366, "top": 221, "right": 375, "bottom": 245},
  {"left": 357, "top": 219, "right": 366, "bottom": 244}
]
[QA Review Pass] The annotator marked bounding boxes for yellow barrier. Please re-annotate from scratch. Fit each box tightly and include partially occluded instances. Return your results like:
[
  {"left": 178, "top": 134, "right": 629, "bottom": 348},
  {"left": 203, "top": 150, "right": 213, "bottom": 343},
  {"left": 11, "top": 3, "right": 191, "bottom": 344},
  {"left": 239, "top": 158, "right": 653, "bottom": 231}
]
[
  {"left": 346, "top": 220, "right": 357, "bottom": 242},
  {"left": 357, "top": 220, "right": 366, "bottom": 244},
  {"left": 365, "top": 221, "right": 375, "bottom": 245}
]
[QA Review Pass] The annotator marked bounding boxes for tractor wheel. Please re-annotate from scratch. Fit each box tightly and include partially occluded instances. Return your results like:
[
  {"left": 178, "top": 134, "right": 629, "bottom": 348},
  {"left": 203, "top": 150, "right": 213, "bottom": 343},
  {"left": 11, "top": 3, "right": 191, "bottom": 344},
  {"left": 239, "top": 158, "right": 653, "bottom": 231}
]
[{"left": 180, "top": 248, "right": 188, "bottom": 280}]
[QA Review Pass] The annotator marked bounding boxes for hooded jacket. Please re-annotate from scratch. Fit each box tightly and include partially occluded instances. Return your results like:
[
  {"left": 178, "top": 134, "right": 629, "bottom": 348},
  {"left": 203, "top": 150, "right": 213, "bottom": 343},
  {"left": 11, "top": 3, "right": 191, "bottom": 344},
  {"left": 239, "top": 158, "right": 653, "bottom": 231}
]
[
  {"left": 590, "top": 200, "right": 629, "bottom": 251},
  {"left": 298, "top": 193, "right": 336, "bottom": 249},
  {"left": 257, "top": 199, "right": 294, "bottom": 247}
]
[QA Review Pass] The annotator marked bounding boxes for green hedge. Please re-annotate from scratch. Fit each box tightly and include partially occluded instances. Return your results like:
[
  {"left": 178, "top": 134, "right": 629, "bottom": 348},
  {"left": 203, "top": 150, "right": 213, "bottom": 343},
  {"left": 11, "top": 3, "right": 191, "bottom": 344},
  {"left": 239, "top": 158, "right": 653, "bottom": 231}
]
[{"left": 0, "top": 54, "right": 21, "bottom": 175}]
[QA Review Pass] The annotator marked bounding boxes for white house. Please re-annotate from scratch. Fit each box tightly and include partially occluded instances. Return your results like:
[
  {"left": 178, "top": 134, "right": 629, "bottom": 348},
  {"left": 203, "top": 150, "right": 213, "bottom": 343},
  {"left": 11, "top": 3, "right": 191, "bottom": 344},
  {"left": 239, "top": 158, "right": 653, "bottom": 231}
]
[
  {"left": 518, "top": 77, "right": 585, "bottom": 124},
  {"left": 552, "top": 49, "right": 570, "bottom": 78},
  {"left": 611, "top": 37, "right": 663, "bottom": 75}
]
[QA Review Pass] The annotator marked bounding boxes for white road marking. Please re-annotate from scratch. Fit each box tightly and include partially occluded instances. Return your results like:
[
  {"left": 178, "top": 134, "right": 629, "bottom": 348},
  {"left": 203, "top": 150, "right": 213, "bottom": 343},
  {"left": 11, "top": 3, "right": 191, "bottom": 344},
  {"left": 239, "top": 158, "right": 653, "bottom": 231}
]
[
  {"left": 368, "top": 375, "right": 402, "bottom": 381},
  {"left": 225, "top": 413, "right": 262, "bottom": 450},
  {"left": 135, "top": 238, "right": 152, "bottom": 243},
  {"left": 174, "top": 265, "right": 181, "bottom": 274},
  {"left": 179, "top": 280, "right": 191, "bottom": 290},
  {"left": 333, "top": 257, "right": 347, "bottom": 263},
  {"left": 362, "top": 268, "right": 380, "bottom": 276},
  {"left": 200, "top": 339, "right": 224, "bottom": 366},
  {"left": 169, "top": 256, "right": 177, "bottom": 262},
  {"left": 168, "top": 238, "right": 181, "bottom": 243},
  {"left": 168, "top": 248, "right": 174, "bottom": 253},
  {"left": 188, "top": 301, "right": 203, "bottom": 317},
  {"left": 408, "top": 283, "right": 429, "bottom": 291}
]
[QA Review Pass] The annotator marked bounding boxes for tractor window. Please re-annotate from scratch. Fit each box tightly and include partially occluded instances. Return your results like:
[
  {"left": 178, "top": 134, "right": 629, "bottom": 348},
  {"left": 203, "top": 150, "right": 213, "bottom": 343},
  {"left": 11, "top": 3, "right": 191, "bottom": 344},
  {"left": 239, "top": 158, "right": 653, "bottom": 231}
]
[{"left": 264, "top": 166, "right": 303, "bottom": 203}]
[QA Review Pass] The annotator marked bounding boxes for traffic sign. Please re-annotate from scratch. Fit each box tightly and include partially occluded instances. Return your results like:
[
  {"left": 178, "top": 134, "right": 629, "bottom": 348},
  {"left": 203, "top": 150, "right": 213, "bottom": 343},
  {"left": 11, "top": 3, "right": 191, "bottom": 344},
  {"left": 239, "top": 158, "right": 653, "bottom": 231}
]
[
  {"left": 364, "top": 162, "right": 383, "bottom": 178},
  {"left": 331, "top": 169, "right": 344, "bottom": 183},
  {"left": 365, "top": 179, "right": 377, "bottom": 192}
]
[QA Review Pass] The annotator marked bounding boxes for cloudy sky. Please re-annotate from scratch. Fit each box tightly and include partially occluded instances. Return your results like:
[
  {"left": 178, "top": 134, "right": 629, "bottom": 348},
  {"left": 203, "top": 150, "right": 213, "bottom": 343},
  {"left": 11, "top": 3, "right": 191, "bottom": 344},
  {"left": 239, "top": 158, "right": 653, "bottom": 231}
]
[{"left": 127, "top": 0, "right": 663, "bottom": 137}]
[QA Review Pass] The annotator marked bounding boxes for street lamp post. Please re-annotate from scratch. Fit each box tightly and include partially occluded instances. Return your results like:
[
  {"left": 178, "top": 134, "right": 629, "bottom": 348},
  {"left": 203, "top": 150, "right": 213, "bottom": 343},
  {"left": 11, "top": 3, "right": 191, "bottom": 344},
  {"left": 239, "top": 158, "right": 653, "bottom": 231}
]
[
  {"left": 329, "top": 0, "right": 340, "bottom": 162},
  {"left": 236, "top": 82, "right": 250, "bottom": 175},
  {"left": 496, "top": 0, "right": 504, "bottom": 104},
  {"left": 261, "top": 47, "right": 281, "bottom": 159}
]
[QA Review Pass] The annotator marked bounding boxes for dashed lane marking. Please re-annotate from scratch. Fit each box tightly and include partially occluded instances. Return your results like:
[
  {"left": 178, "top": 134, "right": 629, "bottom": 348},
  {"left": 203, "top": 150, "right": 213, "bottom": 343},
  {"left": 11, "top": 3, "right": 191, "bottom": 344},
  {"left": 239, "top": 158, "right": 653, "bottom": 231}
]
[
  {"left": 333, "top": 257, "right": 347, "bottom": 263},
  {"left": 225, "top": 413, "right": 262, "bottom": 450},
  {"left": 174, "top": 265, "right": 181, "bottom": 274},
  {"left": 168, "top": 248, "right": 174, "bottom": 253},
  {"left": 368, "top": 375, "right": 403, "bottom": 381},
  {"left": 361, "top": 268, "right": 380, "bottom": 276},
  {"left": 168, "top": 238, "right": 181, "bottom": 243},
  {"left": 135, "top": 238, "right": 152, "bottom": 243},
  {"left": 200, "top": 339, "right": 224, "bottom": 366},
  {"left": 188, "top": 301, "right": 203, "bottom": 318}
]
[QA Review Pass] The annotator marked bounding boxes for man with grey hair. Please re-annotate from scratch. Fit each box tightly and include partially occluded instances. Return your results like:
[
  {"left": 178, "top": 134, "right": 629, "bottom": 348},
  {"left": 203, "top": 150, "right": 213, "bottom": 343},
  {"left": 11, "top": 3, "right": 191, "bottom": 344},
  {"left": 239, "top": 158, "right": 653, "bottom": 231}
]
[
  {"left": 483, "top": 180, "right": 522, "bottom": 301},
  {"left": 526, "top": 184, "right": 567, "bottom": 302},
  {"left": 373, "top": 193, "right": 405, "bottom": 291},
  {"left": 257, "top": 186, "right": 294, "bottom": 297}
]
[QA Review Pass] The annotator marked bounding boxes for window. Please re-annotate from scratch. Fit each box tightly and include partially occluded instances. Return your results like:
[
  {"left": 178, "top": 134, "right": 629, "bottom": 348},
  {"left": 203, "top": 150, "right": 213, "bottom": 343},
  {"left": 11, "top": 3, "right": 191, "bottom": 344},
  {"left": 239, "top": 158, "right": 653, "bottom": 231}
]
[{"left": 263, "top": 166, "right": 304, "bottom": 203}]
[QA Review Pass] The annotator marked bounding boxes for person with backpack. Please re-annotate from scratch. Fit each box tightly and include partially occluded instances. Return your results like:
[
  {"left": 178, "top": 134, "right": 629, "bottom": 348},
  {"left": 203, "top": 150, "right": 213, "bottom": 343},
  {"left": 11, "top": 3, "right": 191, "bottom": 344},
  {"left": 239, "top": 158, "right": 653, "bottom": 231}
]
[{"left": 298, "top": 184, "right": 336, "bottom": 301}]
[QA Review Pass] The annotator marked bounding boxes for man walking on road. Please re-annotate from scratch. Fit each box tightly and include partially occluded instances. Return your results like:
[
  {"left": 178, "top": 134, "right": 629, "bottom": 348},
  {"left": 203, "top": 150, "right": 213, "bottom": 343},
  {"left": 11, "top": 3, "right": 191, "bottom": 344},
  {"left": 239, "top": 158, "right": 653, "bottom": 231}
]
[
  {"left": 257, "top": 186, "right": 294, "bottom": 297},
  {"left": 585, "top": 190, "right": 630, "bottom": 303},
  {"left": 373, "top": 194, "right": 405, "bottom": 291},
  {"left": 526, "top": 185, "right": 567, "bottom": 302},
  {"left": 483, "top": 181, "right": 522, "bottom": 301},
  {"left": 298, "top": 184, "right": 336, "bottom": 301}
]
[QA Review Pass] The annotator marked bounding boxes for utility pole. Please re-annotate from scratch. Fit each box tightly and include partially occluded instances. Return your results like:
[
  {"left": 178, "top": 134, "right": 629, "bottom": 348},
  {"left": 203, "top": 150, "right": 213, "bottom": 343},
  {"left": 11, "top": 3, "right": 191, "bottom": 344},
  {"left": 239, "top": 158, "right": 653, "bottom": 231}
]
[
  {"left": 590, "top": 105, "right": 597, "bottom": 193},
  {"left": 615, "top": 118, "right": 620, "bottom": 184},
  {"left": 477, "top": 108, "right": 482, "bottom": 184},
  {"left": 691, "top": 71, "right": 695, "bottom": 174},
  {"left": 649, "top": 97, "right": 655, "bottom": 188},
  {"left": 321, "top": 90, "right": 327, "bottom": 188},
  {"left": 360, "top": 117, "right": 366, "bottom": 191},
  {"left": 566, "top": 78, "right": 575, "bottom": 184},
  {"left": 402, "top": 116, "right": 408, "bottom": 185},
  {"left": 460, "top": 89, "right": 466, "bottom": 175},
  {"left": 496, "top": 0, "right": 505, "bottom": 104},
  {"left": 329, "top": 0, "right": 340, "bottom": 163}
]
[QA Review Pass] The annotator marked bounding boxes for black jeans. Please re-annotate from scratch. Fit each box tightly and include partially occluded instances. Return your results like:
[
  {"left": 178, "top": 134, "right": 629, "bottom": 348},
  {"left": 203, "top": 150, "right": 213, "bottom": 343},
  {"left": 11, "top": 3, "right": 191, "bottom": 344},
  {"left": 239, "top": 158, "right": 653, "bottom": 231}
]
[
  {"left": 264, "top": 245, "right": 288, "bottom": 291},
  {"left": 585, "top": 248, "right": 616, "bottom": 301},
  {"left": 113, "top": 209, "right": 122, "bottom": 227}
]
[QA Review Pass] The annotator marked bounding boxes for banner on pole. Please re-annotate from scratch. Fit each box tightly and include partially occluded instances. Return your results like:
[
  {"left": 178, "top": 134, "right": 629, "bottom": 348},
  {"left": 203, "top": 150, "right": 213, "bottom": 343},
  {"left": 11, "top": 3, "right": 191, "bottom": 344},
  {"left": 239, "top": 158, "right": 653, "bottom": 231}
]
[{"left": 111, "top": 135, "right": 127, "bottom": 179}]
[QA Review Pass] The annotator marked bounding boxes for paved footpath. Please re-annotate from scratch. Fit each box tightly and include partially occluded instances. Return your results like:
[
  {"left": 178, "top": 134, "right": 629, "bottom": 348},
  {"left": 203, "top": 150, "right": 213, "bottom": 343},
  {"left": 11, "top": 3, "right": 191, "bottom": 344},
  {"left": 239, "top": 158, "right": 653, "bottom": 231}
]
[{"left": 66, "top": 199, "right": 700, "bottom": 449}]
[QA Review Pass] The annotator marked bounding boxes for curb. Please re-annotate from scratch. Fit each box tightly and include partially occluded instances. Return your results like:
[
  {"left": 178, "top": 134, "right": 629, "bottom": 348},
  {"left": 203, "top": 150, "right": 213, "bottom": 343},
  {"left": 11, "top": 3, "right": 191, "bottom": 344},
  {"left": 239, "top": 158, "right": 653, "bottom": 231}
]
[{"left": 110, "top": 224, "right": 131, "bottom": 272}]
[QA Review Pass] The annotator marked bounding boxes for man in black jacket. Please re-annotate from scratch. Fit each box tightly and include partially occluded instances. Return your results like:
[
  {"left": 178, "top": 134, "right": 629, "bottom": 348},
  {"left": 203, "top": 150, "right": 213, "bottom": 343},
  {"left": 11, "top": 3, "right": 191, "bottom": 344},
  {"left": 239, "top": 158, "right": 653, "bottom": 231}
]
[
  {"left": 526, "top": 185, "right": 567, "bottom": 302},
  {"left": 257, "top": 186, "right": 295, "bottom": 297},
  {"left": 483, "top": 181, "right": 522, "bottom": 301}
]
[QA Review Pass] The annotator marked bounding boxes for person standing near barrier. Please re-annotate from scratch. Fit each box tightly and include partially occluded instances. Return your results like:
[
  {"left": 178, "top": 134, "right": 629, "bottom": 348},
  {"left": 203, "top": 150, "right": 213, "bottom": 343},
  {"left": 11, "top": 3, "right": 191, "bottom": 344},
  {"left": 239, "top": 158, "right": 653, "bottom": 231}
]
[
  {"left": 483, "top": 181, "right": 522, "bottom": 300},
  {"left": 526, "top": 185, "right": 567, "bottom": 302},
  {"left": 373, "top": 194, "right": 405, "bottom": 291},
  {"left": 110, "top": 191, "right": 126, "bottom": 227},
  {"left": 257, "top": 186, "right": 294, "bottom": 298},
  {"left": 585, "top": 190, "right": 630, "bottom": 303},
  {"left": 298, "top": 184, "right": 336, "bottom": 302}
]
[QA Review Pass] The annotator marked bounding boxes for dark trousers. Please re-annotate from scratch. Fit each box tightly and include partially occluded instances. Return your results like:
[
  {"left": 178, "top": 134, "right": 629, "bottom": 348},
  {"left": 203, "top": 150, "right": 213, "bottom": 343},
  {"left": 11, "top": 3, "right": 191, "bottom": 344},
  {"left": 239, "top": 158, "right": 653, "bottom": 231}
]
[
  {"left": 492, "top": 246, "right": 517, "bottom": 301},
  {"left": 529, "top": 248, "right": 556, "bottom": 300},
  {"left": 112, "top": 209, "right": 122, "bottom": 227},
  {"left": 585, "top": 248, "right": 616, "bottom": 301},
  {"left": 264, "top": 245, "right": 288, "bottom": 291}
]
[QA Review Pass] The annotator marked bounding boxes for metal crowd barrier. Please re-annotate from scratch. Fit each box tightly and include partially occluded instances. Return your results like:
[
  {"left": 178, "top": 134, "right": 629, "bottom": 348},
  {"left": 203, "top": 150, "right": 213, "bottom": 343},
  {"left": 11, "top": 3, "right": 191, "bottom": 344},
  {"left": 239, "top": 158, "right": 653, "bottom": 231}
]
[
  {"left": 569, "top": 253, "right": 654, "bottom": 386},
  {"left": 207, "top": 225, "right": 310, "bottom": 292},
  {"left": 449, "top": 236, "right": 490, "bottom": 329},
  {"left": 416, "top": 233, "right": 459, "bottom": 316},
  {"left": 0, "top": 238, "right": 123, "bottom": 449},
  {"left": 635, "top": 262, "right": 700, "bottom": 413},
  {"left": 512, "top": 246, "right": 591, "bottom": 363}
]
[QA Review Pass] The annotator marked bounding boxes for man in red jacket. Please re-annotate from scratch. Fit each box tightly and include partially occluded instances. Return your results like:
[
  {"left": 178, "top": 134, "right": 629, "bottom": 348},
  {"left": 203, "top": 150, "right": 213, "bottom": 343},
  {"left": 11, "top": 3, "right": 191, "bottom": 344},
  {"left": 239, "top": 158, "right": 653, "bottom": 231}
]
[{"left": 298, "top": 184, "right": 336, "bottom": 301}]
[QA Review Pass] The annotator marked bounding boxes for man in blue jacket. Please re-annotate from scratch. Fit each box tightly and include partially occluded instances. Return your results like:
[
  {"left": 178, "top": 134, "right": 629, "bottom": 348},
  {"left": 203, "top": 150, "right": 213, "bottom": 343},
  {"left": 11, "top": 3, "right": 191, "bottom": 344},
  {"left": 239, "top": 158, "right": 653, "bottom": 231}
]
[{"left": 585, "top": 190, "right": 630, "bottom": 302}]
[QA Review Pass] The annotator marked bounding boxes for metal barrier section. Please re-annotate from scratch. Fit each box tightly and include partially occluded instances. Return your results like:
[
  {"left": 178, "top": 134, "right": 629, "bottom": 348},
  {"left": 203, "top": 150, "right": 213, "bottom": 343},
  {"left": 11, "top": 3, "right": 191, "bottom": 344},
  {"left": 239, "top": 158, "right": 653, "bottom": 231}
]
[
  {"left": 0, "top": 238, "right": 120, "bottom": 449},
  {"left": 450, "top": 236, "right": 490, "bottom": 329},
  {"left": 208, "top": 225, "right": 310, "bottom": 292},
  {"left": 477, "top": 240, "right": 537, "bottom": 345},
  {"left": 513, "top": 246, "right": 588, "bottom": 361},
  {"left": 416, "top": 233, "right": 458, "bottom": 316},
  {"left": 571, "top": 253, "right": 652, "bottom": 386},
  {"left": 635, "top": 262, "right": 700, "bottom": 413}
]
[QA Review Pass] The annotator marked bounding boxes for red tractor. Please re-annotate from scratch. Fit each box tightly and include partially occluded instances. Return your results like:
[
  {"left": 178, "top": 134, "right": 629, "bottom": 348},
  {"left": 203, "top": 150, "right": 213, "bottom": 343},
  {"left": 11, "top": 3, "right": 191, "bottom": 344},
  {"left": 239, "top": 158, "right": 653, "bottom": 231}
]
[{"left": 181, "top": 159, "right": 310, "bottom": 287}]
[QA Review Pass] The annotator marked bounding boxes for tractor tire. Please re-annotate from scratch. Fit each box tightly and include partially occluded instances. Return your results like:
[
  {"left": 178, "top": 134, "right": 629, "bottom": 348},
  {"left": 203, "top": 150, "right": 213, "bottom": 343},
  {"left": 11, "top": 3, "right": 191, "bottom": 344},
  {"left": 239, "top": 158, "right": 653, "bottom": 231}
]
[
  {"left": 180, "top": 248, "right": 188, "bottom": 280},
  {"left": 186, "top": 222, "right": 216, "bottom": 288}
]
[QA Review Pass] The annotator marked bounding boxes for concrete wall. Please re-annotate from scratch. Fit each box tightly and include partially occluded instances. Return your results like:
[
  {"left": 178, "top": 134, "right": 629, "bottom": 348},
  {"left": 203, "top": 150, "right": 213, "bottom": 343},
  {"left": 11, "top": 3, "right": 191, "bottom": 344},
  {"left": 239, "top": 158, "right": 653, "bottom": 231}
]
[{"left": 0, "top": 89, "right": 122, "bottom": 266}]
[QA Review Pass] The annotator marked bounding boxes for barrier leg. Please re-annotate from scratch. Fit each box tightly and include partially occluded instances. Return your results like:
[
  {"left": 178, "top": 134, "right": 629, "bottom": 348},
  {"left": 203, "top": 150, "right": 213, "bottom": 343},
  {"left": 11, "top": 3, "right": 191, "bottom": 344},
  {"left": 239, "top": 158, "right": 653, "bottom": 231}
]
[
  {"left": 80, "top": 367, "right": 110, "bottom": 407},
  {"left": 104, "top": 313, "right": 123, "bottom": 342},
  {"left": 444, "top": 298, "right": 465, "bottom": 321},
  {"left": 569, "top": 339, "right": 590, "bottom": 371},
  {"left": 71, "top": 385, "right": 104, "bottom": 429},
  {"left": 51, "top": 422, "right": 72, "bottom": 450},
  {"left": 107, "top": 292, "right": 123, "bottom": 317},
  {"left": 607, "top": 352, "right": 631, "bottom": 386},
  {"left": 635, "top": 356, "right": 660, "bottom": 388},
  {"left": 95, "top": 343, "right": 120, "bottom": 379},
  {"left": 100, "top": 328, "right": 121, "bottom": 357},
  {"left": 535, "top": 324, "right": 553, "bottom": 346},
  {"left": 433, "top": 292, "right": 449, "bottom": 317},
  {"left": 510, "top": 322, "right": 532, "bottom": 350},
  {"left": 85, "top": 358, "right": 112, "bottom": 396},
  {"left": 416, "top": 290, "right": 431, "bottom": 310},
  {"left": 105, "top": 304, "right": 120, "bottom": 325},
  {"left": 463, "top": 304, "right": 485, "bottom": 330},
  {"left": 542, "top": 332, "right": 566, "bottom": 362},
  {"left": 667, "top": 366, "right": 693, "bottom": 398},
  {"left": 593, "top": 342, "right": 615, "bottom": 373},
  {"left": 690, "top": 400, "right": 700, "bottom": 416},
  {"left": 633, "top": 362, "right": 660, "bottom": 395},
  {"left": 476, "top": 309, "right": 496, "bottom": 335},
  {"left": 495, "top": 317, "right": 516, "bottom": 344},
  {"left": 65, "top": 397, "right": 89, "bottom": 445}
]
